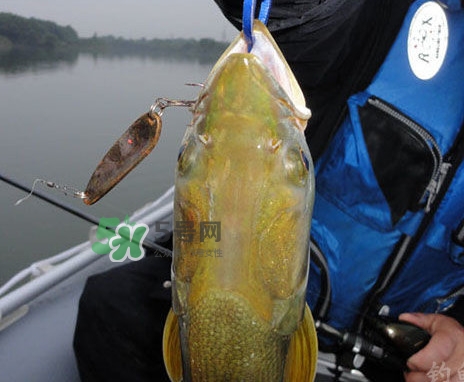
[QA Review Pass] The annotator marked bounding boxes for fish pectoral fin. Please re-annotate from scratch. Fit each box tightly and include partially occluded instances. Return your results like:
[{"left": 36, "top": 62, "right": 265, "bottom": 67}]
[
  {"left": 162, "top": 309, "right": 183, "bottom": 382},
  {"left": 284, "top": 303, "right": 318, "bottom": 382}
]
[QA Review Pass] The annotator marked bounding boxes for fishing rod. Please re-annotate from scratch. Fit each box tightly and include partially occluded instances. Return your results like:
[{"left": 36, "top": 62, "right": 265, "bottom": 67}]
[{"left": 0, "top": 172, "right": 172, "bottom": 257}]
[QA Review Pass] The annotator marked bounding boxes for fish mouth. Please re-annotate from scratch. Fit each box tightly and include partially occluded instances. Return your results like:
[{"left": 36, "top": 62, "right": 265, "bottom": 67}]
[
  {"left": 184, "top": 289, "right": 290, "bottom": 381},
  {"left": 207, "top": 20, "right": 311, "bottom": 127}
]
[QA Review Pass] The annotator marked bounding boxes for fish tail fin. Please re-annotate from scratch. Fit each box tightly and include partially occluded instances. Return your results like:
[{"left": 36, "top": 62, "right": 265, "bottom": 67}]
[
  {"left": 284, "top": 303, "right": 318, "bottom": 382},
  {"left": 162, "top": 309, "right": 182, "bottom": 382}
]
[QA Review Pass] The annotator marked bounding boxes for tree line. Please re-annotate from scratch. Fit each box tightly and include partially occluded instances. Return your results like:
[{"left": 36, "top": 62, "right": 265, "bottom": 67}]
[
  {"left": 79, "top": 34, "right": 227, "bottom": 62},
  {"left": 0, "top": 13, "right": 78, "bottom": 51},
  {"left": 0, "top": 12, "right": 227, "bottom": 62}
]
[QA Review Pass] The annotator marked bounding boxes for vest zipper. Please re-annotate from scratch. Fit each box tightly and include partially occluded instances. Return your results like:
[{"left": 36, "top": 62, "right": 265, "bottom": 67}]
[{"left": 367, "top": 96, "right": 450, "bottom": 212}]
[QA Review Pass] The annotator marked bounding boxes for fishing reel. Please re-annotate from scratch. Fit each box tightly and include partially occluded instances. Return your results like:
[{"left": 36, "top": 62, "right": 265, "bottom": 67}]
[{"left": 316, "top": 315, "right": 431, "bottom": 372}]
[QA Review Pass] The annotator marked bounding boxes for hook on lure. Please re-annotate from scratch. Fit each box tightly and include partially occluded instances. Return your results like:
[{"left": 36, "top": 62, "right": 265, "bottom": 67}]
[
  {"left": 242, "top": 0, "right": 273, "bottom": 51},
  {"left": 15, "top": 97, "right": 195, "bottom": 207}
]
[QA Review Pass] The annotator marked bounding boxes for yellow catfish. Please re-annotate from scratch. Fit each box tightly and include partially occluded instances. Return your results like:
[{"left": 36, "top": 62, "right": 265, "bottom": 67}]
[{"left": 163, "top": 21, "right": 317, "bottom": 381}]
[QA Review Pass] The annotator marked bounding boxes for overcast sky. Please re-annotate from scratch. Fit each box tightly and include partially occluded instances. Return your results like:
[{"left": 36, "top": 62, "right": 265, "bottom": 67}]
[{"left": 1, "top": 0, "right": 238, "bottom": 41}]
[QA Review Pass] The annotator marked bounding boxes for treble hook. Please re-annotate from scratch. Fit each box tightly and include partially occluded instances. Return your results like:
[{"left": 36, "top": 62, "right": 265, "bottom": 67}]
[{"left": 149, "top": 97, "right": 196, "bottom": 118}]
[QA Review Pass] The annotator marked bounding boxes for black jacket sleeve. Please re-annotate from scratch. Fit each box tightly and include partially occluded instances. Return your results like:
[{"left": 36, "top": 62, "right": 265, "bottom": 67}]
[{"left": 446, "top": 296, "right": 464, "bottom": 326}]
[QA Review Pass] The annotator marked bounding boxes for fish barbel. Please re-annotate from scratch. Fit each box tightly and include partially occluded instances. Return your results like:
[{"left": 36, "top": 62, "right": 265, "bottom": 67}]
[{"left": 163, "top": 21, "right": 317, "bottom": 381}]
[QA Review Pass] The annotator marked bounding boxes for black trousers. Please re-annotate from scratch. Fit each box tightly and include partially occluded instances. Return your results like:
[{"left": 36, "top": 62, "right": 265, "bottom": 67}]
[{"left": 73, "top": 254, "right": 172, "bottom": 382}]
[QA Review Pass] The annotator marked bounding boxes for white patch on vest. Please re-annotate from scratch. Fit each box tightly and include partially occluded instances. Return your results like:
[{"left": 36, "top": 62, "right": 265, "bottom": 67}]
[{"left": 408, "top": 2, "right": 449, "bottom": 80}]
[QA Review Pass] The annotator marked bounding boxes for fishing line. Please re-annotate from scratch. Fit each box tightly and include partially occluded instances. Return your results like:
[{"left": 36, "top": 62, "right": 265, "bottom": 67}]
[{"left": 242, "top": 0, "right": 273, "bottom": 51}]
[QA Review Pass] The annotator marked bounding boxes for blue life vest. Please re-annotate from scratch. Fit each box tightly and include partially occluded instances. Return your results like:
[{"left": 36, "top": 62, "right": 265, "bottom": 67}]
[{"left": 307, "top": 0, "right": 464, "bottom": 338}]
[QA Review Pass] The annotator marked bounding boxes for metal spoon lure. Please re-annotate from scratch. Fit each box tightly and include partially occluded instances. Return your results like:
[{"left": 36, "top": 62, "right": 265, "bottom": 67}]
[{"left": 83, "top": 97, "right": 195, "bottom": 205}]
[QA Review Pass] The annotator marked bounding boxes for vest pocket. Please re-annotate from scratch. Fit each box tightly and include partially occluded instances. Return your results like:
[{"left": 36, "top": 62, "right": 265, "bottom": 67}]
[
  {"left": 316, "top": 92, "right": 443, "bottom": 229},
  {"left": 360, "top": 96, "right": 443, "bottom": 224}
]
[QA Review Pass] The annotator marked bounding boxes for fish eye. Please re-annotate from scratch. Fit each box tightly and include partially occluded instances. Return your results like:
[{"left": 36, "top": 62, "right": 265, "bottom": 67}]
[
  {"left": 300, "top": 149, "right": 310, "bottom": 171},
  {"left": 177, "top": 143, "right": 187, "bottom": 162},
  {"left": 284, "top": 147, "right": 309, "bottom": 186},
  {"left": 177, "top": 139, "right": 196, "bottom": 175}
]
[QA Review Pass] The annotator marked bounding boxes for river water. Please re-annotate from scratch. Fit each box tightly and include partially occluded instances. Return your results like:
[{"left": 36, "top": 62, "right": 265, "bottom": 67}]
[{"left": 0, "top": 53, "right": 213, "bottom": 285}]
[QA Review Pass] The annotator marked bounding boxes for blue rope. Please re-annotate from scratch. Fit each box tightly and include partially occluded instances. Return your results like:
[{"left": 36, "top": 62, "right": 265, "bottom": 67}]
[
  {"left": 257, "top": 0, "right": 272, "bottom": 24},
  {"left": 242, "top": 0, "right": 272, "bottom": 51}
]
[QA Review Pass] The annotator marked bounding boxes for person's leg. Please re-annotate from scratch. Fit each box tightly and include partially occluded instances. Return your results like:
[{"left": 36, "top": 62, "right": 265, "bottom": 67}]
[{"left": 73, "top": 255, "right": 172, "bottom": 382}]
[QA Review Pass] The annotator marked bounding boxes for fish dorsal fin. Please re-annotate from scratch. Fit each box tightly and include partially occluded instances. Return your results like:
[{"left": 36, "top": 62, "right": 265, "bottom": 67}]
[
  {"left": 284, "top": 303, "right": 318, "bottom": 382},
  {"left": 162, "top": 309, "right": 182, "bottom": 382}
]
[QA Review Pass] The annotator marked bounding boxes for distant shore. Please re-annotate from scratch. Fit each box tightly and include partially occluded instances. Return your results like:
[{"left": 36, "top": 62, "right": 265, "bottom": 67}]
[{"left": 0, "top": 12, "right": 228, "bottom": 62}]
